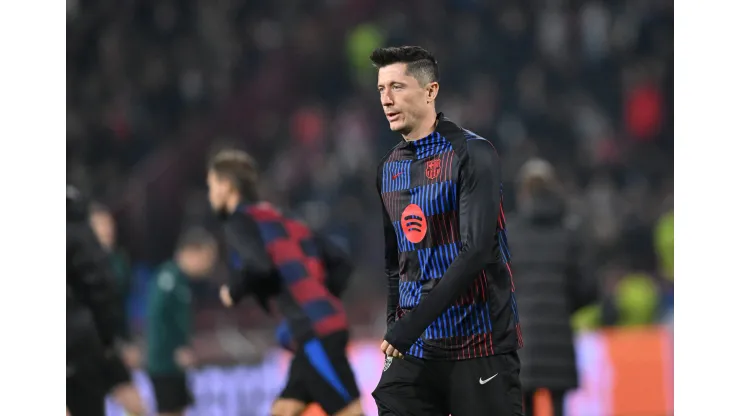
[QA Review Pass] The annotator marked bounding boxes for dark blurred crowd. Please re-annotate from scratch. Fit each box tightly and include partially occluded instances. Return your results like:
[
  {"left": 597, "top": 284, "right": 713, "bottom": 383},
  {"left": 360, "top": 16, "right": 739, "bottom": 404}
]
[{"left": 67, "top": 0, "right": 674, "bottom": 346}]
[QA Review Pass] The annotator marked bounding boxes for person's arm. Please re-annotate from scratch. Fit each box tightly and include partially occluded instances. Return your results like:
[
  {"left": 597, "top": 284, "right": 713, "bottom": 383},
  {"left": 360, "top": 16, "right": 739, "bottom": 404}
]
[
  {"left": 564, "top": 222, "right": 597, "bottom": 313},
  {"left": 147, "top": 270, "right": 170, "bottom": 332},
  {"left": 379, "top": 174, "right": 401, "bottom": 334},
  {"left": 174, "top": 288, "right": 192, "bottom": 347},
  {"left": 68, "top": 222, "right": 127, "bottom": 348},
  {"left": 111, "top": 251, "right": 133, "bottom": 341},
  {"left": 315, "top": 233, "right": 354, "bottom": 297},
  {"left": 224, "top": 216, "right": 275, "bottom": 305},
  {"left": 385, "top": 139, "right": 502, "bottom": 353}
]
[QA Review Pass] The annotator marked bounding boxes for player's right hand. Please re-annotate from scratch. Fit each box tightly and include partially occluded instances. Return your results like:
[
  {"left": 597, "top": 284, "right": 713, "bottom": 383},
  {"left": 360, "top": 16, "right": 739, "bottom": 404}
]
[{"left": 220, "top": 285, "right": 234, "bottom": 308}]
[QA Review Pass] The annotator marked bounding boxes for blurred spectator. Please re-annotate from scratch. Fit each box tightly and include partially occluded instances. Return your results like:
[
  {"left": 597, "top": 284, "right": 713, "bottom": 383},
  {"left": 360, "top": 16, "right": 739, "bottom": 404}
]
[
  {"left": 507, "top": 159, "right": 596, "bottom": 416},
  {"left": 654, "top": 208, "right": 674, "bottom": 282}
]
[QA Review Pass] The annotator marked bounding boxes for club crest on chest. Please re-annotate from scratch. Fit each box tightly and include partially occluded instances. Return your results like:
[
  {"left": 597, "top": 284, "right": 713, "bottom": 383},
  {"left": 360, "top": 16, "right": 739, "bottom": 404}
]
[{"left": 425, "top": 158, "right": 441, "bottom": 180}]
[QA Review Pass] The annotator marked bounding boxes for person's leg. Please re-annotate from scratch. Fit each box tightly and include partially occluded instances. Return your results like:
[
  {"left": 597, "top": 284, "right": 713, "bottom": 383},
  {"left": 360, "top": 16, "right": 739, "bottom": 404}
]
[
  {"left": 149, "top": 373, "right": 193, "bottom": 416},
  {"left": 447, "top": 352, "right": 524, "bottom": 416},
  {"left": 300, "top": 335, "right": 364, "bottom": 415},
  {"left": 104, "top": 353, "right": 146, "bottom": 415},
  {"left": 273, "top": 355, "right": 309, "bottom": 416},
  {"left": 373, "top": 355, "right": 447, "bottom": 416},
  {"left": 550, "top": 390, "right": 566, "bottom": 416},
  {"left": 522, "top": 390, "right": 535, "bottom": 416}
]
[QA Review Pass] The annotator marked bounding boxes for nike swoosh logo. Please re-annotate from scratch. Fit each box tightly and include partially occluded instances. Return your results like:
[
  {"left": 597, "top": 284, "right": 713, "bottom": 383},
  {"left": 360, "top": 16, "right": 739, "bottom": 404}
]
[
  {"left": 392, "top": 172, "right": 402, "bottom": 180},
  {"left": 479, "top": 374, "right": 498, "bottom": 384}
]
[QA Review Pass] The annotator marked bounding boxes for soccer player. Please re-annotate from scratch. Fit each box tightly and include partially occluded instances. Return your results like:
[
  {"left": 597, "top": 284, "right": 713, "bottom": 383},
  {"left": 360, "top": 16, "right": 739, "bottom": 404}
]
[
  {"left": 146, "top": 227, "right": 218, "bottom": 416},
  {"left": 207, "top": 149, "right": 363, "bottom": 416},
  {"left": 369, "top": 46, "right": 525, "bottom": 416},
  {"left": 66, "top": 186, "right": 145, "bottom": 416}
]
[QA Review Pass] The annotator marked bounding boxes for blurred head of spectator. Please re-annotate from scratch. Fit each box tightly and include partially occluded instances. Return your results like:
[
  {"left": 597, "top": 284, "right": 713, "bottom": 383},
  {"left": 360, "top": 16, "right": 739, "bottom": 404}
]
[
  {"left": 517, "top": 158, "right": 560, "bottom": 212},
  {"left": 175, "top": 227, "right": 218, "bottom": 280}
]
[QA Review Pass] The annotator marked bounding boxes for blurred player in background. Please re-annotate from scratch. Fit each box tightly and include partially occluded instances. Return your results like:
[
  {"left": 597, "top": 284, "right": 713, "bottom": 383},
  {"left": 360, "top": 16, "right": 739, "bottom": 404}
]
[
  {"left": 66, "top": 186, "right": 146, "bottom": 416},
  {"left": 207, "top": 149, "right": 363, "bottom": 416},
  {"left": 369, "top": 46, "right": 524, "bottom": 416},
  {"left": 146, "top": 227, "right": 217, "bottom": 416}
]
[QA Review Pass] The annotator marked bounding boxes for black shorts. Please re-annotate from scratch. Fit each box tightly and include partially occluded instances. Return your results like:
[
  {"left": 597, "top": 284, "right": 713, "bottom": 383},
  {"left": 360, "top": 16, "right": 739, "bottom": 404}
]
[
  {"left": 150, "top": 373, "right": 194, "bottom": 413},
  {"left": 373, "top": 351, "right": 524, "bottom": 416},
  {"left": 279, "top": 331, "right": 361, "bottom": 414}
]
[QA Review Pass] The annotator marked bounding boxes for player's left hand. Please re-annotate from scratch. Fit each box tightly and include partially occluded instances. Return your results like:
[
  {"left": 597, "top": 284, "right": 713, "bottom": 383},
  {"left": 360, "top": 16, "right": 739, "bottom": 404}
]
[
  {"left": 220, "top": 285, "right": 233, "bottom": 308},
  {"left": 380, "top": 340, "right": 404, "bottom": 359}
]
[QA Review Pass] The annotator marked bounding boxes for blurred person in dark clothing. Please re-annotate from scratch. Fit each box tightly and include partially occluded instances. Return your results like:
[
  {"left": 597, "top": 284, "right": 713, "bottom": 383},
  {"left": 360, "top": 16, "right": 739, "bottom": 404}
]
[
  {"left": 66, "top": 186, "right": 145, "bottom": 416},
  {"left": 370, "top": 46, "right": 523, "bottom": 416},
  {"left": 207, "top": 149, "right": 363, "bottom": 416},
  {"left": 89, "top": 202, "right": 141, "bottom": 369},
  {"left": 506, "top": 160, "right": 596, "bottom": 416},
  {"left": 146, "top": 227, "right": 217, "bottom": 416}
]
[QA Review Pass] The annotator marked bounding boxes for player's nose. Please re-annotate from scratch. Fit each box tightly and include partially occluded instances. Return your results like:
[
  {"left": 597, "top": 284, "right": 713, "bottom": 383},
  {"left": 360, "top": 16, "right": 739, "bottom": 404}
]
[{"left": 380, "top": 91, "right": 393, "bottom": 106}]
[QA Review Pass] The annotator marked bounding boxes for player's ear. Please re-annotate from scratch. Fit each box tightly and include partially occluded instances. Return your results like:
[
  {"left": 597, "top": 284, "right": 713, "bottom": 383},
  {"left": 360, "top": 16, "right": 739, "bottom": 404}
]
[{"left": 426, "top": 82, "right": 439, "bottom": 102}]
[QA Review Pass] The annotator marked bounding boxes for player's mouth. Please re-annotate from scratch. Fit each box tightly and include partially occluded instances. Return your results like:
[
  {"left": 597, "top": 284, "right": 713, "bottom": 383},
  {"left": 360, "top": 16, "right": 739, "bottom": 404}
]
[{"left": 386, "top": 112, "right": 400, "bottom": 122}]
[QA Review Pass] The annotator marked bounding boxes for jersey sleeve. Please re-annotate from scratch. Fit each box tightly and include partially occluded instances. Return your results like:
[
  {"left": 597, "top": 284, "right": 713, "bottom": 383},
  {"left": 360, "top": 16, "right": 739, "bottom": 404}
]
[
  {"left": 315, "top": 233, "right": 354, "bottom": 297},
  {"left": 225, "top": 215, "right": 275, "bottom": 304},
  {"left": 385, "top": 138, "right": 502, "bottom": 353},
  {"left": 378, "top": 167, "right": 401, "bottom": 332}
]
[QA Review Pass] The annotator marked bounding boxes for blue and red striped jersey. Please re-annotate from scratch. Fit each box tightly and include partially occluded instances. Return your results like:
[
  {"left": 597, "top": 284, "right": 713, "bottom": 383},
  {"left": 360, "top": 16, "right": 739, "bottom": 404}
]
[
  {"left": 379, "top": 113, "right": 523, "bottom": 360},
  {"left": 222, "top": 201, "right": 349, "bottom": 344}
]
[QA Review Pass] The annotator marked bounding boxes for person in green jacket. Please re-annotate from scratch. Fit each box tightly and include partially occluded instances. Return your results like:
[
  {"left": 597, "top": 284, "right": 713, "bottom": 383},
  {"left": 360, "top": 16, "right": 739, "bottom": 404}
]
[{"left": 146, "top": 227, "right": 217, "bottom": 416}]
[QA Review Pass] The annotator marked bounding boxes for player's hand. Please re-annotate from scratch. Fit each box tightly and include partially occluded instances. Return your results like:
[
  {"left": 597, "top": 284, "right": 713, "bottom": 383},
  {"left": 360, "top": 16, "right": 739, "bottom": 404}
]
[
  {"left": 220, "top": 285, "right": 233, "bottom": 308},
  {"left": 111, "top": 382, "right": 146, "bottom": 416},
  {"left": 175, "top": 347, "right": 197, "bottom": 369},
  {"left": 380, "top": 340, "right": 404, "bottom": 359}
]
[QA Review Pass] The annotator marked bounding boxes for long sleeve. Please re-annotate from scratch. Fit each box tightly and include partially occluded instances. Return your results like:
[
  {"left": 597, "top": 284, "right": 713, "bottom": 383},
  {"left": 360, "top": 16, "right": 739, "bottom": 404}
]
[
  {"left": 146, "top": 274, "right": 168, "bottom": 332},
  {"left": 315, "top": 233, "right": 354, "bottom": 297},
  {"left": 564, "top": 222, "right": 597, "bottom": 313},
  {"left": 224, "top": 215, "right": 275, "bottom": 304},
  {"left": 68, "top": 222, "right": 127, "bottom": 348},
  {"left": 173, "top": 293, "right": 192, "bottom": 347},
  {"left": 379, "top": 175, "right": 401, "bottom": 332},
  {"left": 385, "top": 139, "right": 502, "bottom": 353}
]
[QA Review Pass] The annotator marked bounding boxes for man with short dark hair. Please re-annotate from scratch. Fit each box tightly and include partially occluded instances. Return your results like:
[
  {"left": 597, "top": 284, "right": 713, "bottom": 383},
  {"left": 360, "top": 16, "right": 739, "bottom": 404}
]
[
  {"left": 370, "top": 46, "right": 524, "bottom": 416},
  {"left": 207, "top": 149, "right": 363, "bottom": 416},
  {"left": 146, "top": 227, "right": 218, "bottom": 416}
]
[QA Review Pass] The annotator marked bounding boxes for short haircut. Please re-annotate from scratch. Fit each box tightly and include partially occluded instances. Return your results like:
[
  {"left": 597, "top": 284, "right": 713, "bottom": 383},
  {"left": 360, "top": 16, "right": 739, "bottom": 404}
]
[
  {"left": 176, "top": 226, "right": 217, "bottom": 252},
  {"left": 370, "top": 46, "right": 440, "bottom": 86},
  {"left": 208, "top": 148, "right": 259, "bottom": 201}
]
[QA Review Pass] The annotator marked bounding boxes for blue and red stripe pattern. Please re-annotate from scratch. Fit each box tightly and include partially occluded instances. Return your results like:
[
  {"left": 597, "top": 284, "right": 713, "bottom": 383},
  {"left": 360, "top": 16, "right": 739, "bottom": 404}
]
[
  {"left": 378, "top": 116, "right": 523, "bottom": 360},
  {"left": 246, "top": 203, "right": 347, "bottom": 338},
  {"left": 496, "top": 184, "right": 525, "bottom": 349}
]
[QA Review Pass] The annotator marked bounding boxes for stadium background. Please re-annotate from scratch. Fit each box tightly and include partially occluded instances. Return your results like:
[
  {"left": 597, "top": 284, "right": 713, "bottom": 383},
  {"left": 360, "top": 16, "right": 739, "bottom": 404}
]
[{"left": 67, "top": 0, "right": 674, "bottom": 415}]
